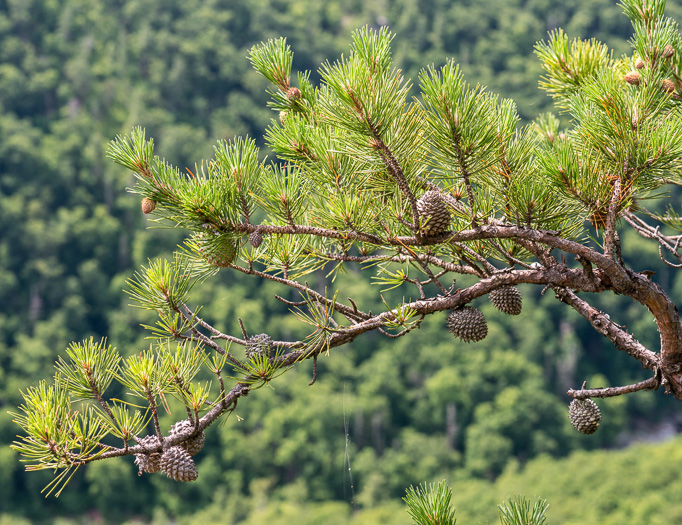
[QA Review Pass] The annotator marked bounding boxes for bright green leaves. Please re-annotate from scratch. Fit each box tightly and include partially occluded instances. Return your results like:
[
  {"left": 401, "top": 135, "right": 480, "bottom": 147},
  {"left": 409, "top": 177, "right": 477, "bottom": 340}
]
[
  {"left": 319, "top": 27, "right": 409, "bottom": 138},
  {"left": 535, "top": 29, "right": 612, "bottom": 109},
  {"left": 104, "top": 403, "right": 148, "bottom": 442},
  {"left": 55, "top": 338, "right": 120, "bottom": 402},
  {"left": 255, "top": 163, "right": 309, "bottom": 226},
  {"left": 316, "top": 27, "right": 426, "bottom": 225},
  {"left": 420, "top": 61, "right": 517, "bottom": 178},
  {"left": 12, "top": 333, "right": 221, "bottom": 495},
  {"left": 536, "top": 138, "right": 612, "bottom": 230},
  {"left": 109, "top": 131, "right": 265, "bottom": 233},
  {"left": 127, "top": 254, "right": 195, "bottom": 312},
  {"left": 11, "top": 381, "right": 107, "bottom": 496},
  {"left": 107, "top": 126, "right": 156, "bottom": 179},
  {"left": 403, "top": 483, "right": 549, "bottom": 525},
  {"left": 116, "top": 349, "right": 159, "bottom": 398},
  {"left": 570, "top": 67, "right": 682, "bottom": 191},
  {"left": 534, "top": 0, "right": 682, "bottom": 231},
  {"left": 248, "top": 37, "right": 315, "bottom": 116},
  {"left": 404, "top": 480, "right": 457, "bottom": 525},
  {"left": 498, "top": 495, "right": 549, "bottom": 525},
  {"left": 248, "top": 37, "right": 293, "bottom": 92},
  {"left": 419, "top": 59, "right": 538, "bottom": 238}
]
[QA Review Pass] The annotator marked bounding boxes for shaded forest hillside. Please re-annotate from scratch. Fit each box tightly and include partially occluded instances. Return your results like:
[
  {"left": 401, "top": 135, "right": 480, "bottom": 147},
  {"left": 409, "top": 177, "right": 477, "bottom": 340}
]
[{"left": 1, "top": 0, "right": 681, "bottom": 523}]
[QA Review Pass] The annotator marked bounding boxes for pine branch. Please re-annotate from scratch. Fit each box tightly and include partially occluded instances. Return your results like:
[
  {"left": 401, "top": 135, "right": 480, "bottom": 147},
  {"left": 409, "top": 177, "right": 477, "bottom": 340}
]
[
  {"left": 568, "top": 376, "right": 659, "bottom": 399},
  {"left": 551, "top": 286, "right": 659, "bottom": 370}
]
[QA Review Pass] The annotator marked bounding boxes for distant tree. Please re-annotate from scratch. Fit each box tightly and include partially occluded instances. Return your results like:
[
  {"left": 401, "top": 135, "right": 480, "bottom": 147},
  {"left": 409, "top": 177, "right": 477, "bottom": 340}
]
[{"left": 10, "top": 1, "right": 682, "bottom": 511}]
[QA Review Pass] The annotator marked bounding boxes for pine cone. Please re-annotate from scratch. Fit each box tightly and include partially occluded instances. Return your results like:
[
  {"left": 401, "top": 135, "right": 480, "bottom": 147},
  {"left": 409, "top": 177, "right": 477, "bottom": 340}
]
[
  {"left": 246, "top": 333, "right": 273, "bottom": 360},
  {"left": 623, "top": 71, "right": 641, "bottom": 86},
  {"left": 568, "top": 398, "right": 602, "bottom": 434},
  {"left": 663, "top": 44, "right": 675, "bottom": 59},
  {"left": 447, "top": 306, "right": 488, "bottom": 342},
  {"left": 661, "top": 78, "right": 676, "bottom": 93},
  {"left": 196, "top": 232, "right": 237, "bottom": 267},
  {"left": 249, "top": 231, "right": 263, "bottom": 248},
  {"left": 286, "top": 87, "right": 301, "bottom": 100},
  {"left": 160, "top": 446, "right": 198, "bottom": 482},
  {"left": 489, "top": 286, "right": 523, "bottom": 316},
  {"left": 169, "top": 419, "right": 206, "bottom": 456},
  {"left": 635, "top": 57, "right": 645, "bottom": 69},
  {"left": 417, "top": 190, "right": 451, "bottom": 236},
  {"left": 134, "top": 435, "right": 162, "bottom": 475},
  {"left": 141, "top": 197, "right": 157, "bottom": 214}
]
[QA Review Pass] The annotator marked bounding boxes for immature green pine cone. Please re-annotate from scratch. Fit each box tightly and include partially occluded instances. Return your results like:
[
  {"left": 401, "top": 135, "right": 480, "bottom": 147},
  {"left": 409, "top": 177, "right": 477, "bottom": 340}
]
[
  {"left": 160, "top": 446, "right": 198, "bottom": 482},
  {"left": 489, "top": 286, "right": 523, "bottom": 315},
  {"left": 169, "top": 419, "right": 206, "bottom": 456},
  {"left": 568, "top": 398, "right": 602, "bottom": 434},
  {"left": 447, "top": 306, "right": 488, "bottom": 342},
  {"left": 417, "top": 190, "right": 450, "bottom": 235},
  {"left": 197, "top": 232, "right": 237, "bottom": 267}
]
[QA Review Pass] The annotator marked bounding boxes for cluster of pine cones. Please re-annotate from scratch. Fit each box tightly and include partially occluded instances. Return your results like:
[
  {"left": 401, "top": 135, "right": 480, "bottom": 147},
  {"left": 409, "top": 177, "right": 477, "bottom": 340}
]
[
  {"left": 447, "top": 286, "right": 523, "bottom": 343},
  {"left": 134, "top": 420, "right": 206, "bottom": 482}
]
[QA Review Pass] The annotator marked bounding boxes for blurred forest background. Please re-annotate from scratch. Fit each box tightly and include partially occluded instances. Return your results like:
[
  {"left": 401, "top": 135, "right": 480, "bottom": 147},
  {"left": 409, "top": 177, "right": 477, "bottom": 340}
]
[{"left": 2, "top": 0, "right": 682, "bottom": 523}]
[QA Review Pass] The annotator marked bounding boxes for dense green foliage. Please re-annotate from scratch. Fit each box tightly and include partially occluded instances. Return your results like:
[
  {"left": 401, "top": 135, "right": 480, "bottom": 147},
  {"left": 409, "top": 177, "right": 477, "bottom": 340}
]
[{"left": 2, "top": 0, "right": 682, "bottom": 523}]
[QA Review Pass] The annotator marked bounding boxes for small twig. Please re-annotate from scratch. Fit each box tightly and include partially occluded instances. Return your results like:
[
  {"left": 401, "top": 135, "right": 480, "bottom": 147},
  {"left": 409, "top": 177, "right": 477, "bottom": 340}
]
[
  {"left": 274, "top": 295, "right": 308, "bottom": 307},
  {"left": 179, "top": 304, "right": 243, "bottom": 346},
  {"left": 309, "top": 355, "right": 318, "bottom": 386},
  {"left": 614, "top": 230, "right": 625, "bottom": 266},
  {"left": 451, "top": 241, "right": 493, "bottom": 276},
  {"left": 348, "top": 297, "right": 359, "bottom": 314},
  {"left": 412, "top": 256, "right": 450, "bottom": 295},
  {"left": 238, "top": 318, "right": 248, "bottom": 340},
  {"left": 146, "top": 389, "right": 164, "bottom": 444},
  {"left": 489, "top": 238, "right": 531, "bottom": 269},
  {"left": 604, "top": 177, "right": 622, "bottom": 261},
  {"left": 377, "top": 317, "right": 423, "bottom": 339},
  {"left": 87, "top": 376, "right": 117, "bottom": 424},
  {"left": 228, "top": 263, "right": 371, "bottom": 320},
  {"left": 568, "top": 376, "right": 659, "bottom": 399},
  {"left": 575, "top": 255, "right": 595, "bottom": 280}
]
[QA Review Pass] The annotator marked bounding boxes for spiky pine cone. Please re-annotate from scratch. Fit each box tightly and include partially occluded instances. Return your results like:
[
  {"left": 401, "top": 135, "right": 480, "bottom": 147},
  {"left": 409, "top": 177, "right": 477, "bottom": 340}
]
[
  {"left": 623, "top": 71, "right": 641, "bottom": 86},
  {"left": 196, "top": 232, "right": 237, "bottom": 267},
  {"left": 141, "top": 197, "right": 157, "bottom": 214},
  {"left": 489, "top": 286, "right": 523, "bottom": 316},
  {"left": 159, "top": 446, "right": 198, "bottom": 482},
  {"left": 169, "top": 419, "right": 206, "bottom": 456},
  {"left": 246, "top": 333, "right": 273, "bottom": 360},
  {"left": 447, "top": 306, "right": 488, "bottom": 342},
  {"left": 249, "top": 231, "right": 263, "bottom": 248},
  {"left": 417, "top": 190, "right": 450, "bottom": 236},
  {"left": 568, "top": 398, "right": 602, "bottom": 434},
  {"left": 134, "top": 435, "right": 162, "bottom": 475},
  {"left": 635, "top": 57, "right": 645, "bottom": 69}
]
